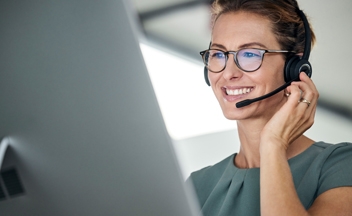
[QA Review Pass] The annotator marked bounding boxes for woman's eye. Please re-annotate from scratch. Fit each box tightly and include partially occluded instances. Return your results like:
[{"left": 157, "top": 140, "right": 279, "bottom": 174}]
[
  {"left": 240, "top": 49, "right": 261, "bottom": 58},
  {"left": 242, "top": 52, "right": 260, "bottom": 58},
  {"left": 211, "top": 52, "right": 225, "bottom": 59}
]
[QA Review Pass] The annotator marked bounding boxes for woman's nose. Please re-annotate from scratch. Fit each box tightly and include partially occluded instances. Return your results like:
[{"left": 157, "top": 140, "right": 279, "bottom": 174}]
[{"left": 222, "top": 55, "right": 244, "bottom": 81}]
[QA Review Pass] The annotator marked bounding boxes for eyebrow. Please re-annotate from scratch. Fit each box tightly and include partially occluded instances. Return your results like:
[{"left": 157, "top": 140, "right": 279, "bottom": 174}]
[{"left": 210, "top": 42, "right": 268, "bottom": 50}]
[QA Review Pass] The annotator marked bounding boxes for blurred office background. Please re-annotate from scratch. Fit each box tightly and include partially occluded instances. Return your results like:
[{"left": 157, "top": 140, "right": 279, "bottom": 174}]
[{"left": 129, "top": 0, "right": 352, "bottom": 179}]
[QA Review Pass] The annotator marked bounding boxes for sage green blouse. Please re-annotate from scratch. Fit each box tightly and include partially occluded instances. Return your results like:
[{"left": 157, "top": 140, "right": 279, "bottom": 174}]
[{"left": 188, "top": 142, "right": 352, "bottom": 216}]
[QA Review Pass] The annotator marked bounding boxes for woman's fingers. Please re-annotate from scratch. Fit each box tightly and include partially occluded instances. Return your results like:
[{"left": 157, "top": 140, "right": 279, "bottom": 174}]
[
  {"left": 285, "top": 72, "right": 318, "bottom": 137},
  {"left": 265, "top": 72, "right": 319, "bottom": 145},
  {"left": 299, "top": 72, "right": 319, "bottom": 93},
  {"left": 286, "top": 72, "right": 319, "bottom": 108}
]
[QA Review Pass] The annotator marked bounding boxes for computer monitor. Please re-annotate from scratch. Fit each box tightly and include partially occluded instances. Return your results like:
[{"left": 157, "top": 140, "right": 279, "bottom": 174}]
[{"left": 0, "top": 0, "right": 200, "bottom": 215}]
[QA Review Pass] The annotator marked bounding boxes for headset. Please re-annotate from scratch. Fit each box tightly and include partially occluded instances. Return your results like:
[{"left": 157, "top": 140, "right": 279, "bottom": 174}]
[
  {"left": 284, "top": 9, "right": 312, "bottom": 82},
  {"left": 203, "top": 9, "right": 312, "bottom": 108}
]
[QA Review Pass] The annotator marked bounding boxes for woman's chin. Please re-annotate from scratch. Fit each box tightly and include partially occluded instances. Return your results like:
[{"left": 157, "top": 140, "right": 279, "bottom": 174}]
[{"left": 222, "top": 110, "right": 250, "bottom": 121}]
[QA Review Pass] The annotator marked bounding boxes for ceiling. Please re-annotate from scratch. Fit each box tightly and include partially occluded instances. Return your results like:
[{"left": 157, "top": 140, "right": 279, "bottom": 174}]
[{"left": 130, "top": 0, "right": 352, "bottom": 120}]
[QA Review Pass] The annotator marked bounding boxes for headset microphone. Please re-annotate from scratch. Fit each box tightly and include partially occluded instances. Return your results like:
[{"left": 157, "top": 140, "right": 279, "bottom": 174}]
[{"left": 235, "top": 77, "right": 296, "bottom": 108}]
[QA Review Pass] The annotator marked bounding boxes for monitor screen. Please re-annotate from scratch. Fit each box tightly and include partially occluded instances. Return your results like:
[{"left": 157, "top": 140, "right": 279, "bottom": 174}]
[{"left": 0, "top": 0, "right": 200, "bottom": 215}]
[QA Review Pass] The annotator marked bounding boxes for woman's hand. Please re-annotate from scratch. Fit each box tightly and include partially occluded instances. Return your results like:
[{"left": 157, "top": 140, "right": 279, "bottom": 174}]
[
  {"left": 260, "top": 72, "right": 319, "bottom": 151},
  {"left": 259, "top": 72, "right": 319, "bottom": 216}
]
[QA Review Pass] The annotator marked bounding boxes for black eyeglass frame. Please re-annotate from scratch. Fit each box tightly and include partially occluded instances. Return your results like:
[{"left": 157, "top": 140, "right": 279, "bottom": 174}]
[{"left": 199, "top": 48, "right": 294, "bottom": 73}]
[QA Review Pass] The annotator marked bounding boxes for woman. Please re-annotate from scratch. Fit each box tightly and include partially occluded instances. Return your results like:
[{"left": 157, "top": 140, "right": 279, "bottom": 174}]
[{"left": 188, "top": 0, "right": 352, "bottom": 215}]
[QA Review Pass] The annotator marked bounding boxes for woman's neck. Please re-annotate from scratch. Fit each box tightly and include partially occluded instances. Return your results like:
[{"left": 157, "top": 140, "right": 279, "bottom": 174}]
[
  {"left": 235, "top": 118, "right": 266, "bottom": 168},
  {"left": 234, "top": 118, "right": 315, "bottom": 169}
]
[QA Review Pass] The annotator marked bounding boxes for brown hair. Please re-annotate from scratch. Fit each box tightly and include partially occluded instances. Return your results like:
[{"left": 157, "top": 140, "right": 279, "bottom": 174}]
[{"left": 210, "top": 0, "right": 316, "bottom": 54}]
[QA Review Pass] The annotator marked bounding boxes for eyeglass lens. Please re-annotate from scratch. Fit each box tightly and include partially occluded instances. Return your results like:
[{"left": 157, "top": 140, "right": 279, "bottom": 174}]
[{"left": 204, "top": 49, "right": 264, "bottom": 72}]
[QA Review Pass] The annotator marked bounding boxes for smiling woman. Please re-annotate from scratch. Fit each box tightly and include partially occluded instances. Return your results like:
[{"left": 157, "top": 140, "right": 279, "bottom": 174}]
[
  {"left": 209, "top": 11, "right": 290, "bottom": 120},
  {"left": 186, "top": 0, "right": 352, "bottom": 216}
]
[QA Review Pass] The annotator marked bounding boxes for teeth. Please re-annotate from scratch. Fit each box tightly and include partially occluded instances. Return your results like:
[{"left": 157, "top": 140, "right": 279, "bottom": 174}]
[{"left": 226, "top": 87, "right": 253, "bottom": 96}]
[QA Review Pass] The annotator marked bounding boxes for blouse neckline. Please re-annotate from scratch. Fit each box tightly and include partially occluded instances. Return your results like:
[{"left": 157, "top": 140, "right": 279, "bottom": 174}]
[{"left": 230, "top": 141, "right": 321, "bottom": 171}]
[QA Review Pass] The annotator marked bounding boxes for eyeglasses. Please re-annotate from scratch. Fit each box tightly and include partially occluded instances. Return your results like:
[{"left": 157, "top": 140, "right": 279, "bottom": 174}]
[{"left": 200, "top": 48, "right": 292, "bottom": 73}]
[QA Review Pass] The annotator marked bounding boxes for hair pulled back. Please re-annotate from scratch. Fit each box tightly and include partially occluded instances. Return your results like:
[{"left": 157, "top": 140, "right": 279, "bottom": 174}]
[{"left": 211, "top": 0, "right": 316, "bottom": 53}]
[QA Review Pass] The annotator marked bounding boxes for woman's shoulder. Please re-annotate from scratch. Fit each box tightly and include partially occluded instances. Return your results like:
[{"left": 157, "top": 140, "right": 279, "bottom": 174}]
[
  {"left": 312, "top": 141, "right": 352, "bottom": 150},
  {"left": 313, "top": 141, "right": 352, "bottom": 166},
  {"left": 310, "top": 141, "right": 352, "bottom": 158},
  {"left": 187, "top": 154, "right": 235, "bottom": 206},
  {"left": 190, "top": 154, "right": 234, "bottom": 185},
  {"left": 300, "top": 141, "right": 352, "bottom": 169},
  {"left": 189, "top": 154, "right": 234, "bottom": 182},
  {"left": 306, "top": 141, "right": 352, "bottom": 197},
  {"left": 294, "top": 141, "right": 352, "bottom": 173}
]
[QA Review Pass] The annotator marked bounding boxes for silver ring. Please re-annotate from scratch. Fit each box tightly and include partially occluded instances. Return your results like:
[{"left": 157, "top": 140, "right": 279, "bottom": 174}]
[{"left": 299, "top": 98, "right": 311, "bottom": 107}]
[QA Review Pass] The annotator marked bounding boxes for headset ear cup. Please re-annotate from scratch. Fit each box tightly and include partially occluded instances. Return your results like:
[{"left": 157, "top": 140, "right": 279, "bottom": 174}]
[
  {"left": 295, "top": 59, "right": 312, "bottom": 79},
  {"left": 284, "top": 56, "right": 301, "bottom": 82},
  {"left": 284, "top": 56, "right": 312, "bottom": 82},
  {"left": 204, "top": 67, "right": 210, "bottom": 86}
]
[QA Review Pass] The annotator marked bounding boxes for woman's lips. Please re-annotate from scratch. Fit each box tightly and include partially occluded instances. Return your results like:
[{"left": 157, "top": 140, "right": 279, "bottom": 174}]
[
  {"left": 222, "top": 87, "right": 254, "bottom": 102},
  {"left": 225, "top": 87, "right": 253, "bottom": 96}
]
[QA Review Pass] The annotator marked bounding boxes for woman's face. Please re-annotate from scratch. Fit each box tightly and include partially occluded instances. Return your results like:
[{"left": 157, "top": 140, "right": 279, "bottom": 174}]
[{"left": 209, "top": 11, "right": 287, "bottom": 121}]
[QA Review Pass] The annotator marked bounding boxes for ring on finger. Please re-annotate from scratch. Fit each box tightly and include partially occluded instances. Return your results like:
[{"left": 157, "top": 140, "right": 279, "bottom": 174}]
[{"left": 298, "top": 98, "right": 311, "bottom": 107}]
